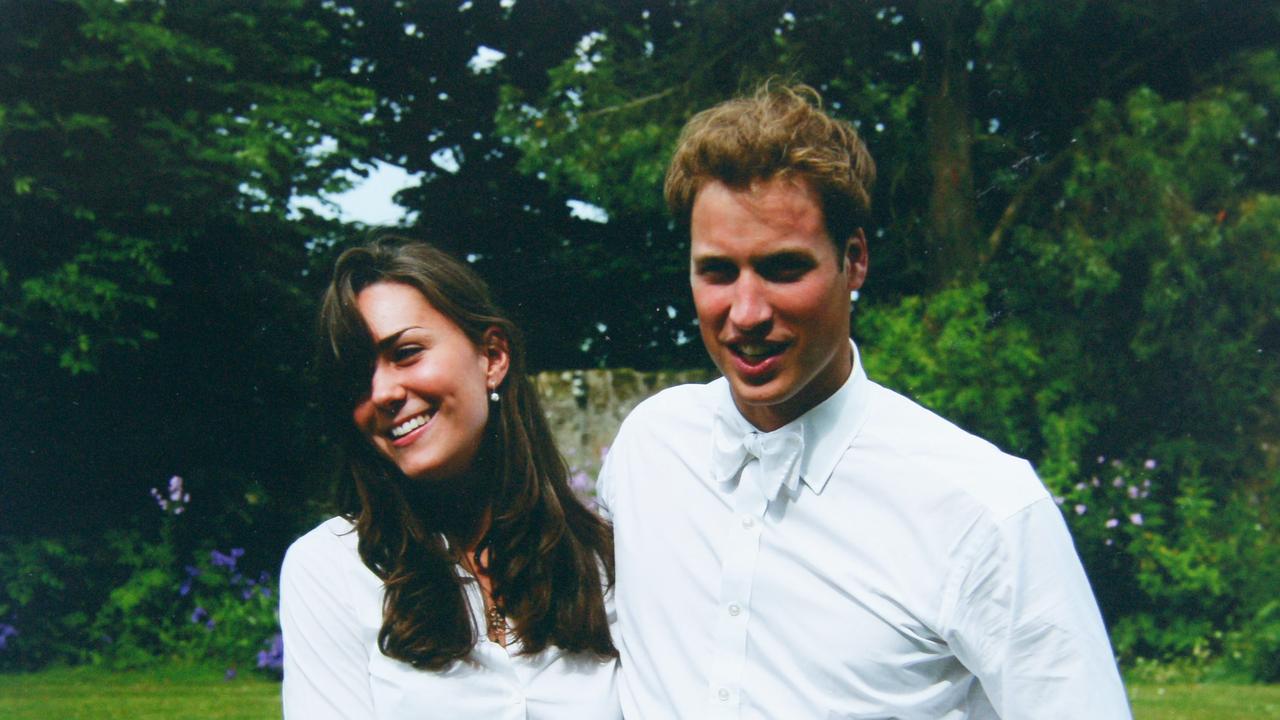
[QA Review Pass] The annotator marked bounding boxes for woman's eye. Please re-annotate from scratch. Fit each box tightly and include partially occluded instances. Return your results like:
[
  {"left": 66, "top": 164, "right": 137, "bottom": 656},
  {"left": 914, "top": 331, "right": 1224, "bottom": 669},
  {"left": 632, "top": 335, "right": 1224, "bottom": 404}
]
[{"left": 392, "top": 345, "right": 422, "bottom": 363}]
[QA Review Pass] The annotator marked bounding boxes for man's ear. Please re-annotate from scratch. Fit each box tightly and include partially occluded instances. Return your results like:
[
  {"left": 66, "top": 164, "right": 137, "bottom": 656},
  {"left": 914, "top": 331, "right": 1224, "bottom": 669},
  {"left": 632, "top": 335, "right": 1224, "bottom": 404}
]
[
  {"left": 844, "top": 228, "right": 868, "bottom": 291},
  {"left": 481, "top": 327, "right": 511, "bottom": 389}
]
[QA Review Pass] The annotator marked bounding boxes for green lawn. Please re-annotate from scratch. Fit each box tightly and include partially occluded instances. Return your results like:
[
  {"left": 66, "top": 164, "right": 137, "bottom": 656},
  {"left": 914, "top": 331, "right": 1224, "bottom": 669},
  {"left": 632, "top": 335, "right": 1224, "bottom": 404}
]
[
  {"left": 2, "top": 667, "right": 1278, "bottom": 718},
  {"left": 0, "top": 666, "right": 281, "bottom": 720}
]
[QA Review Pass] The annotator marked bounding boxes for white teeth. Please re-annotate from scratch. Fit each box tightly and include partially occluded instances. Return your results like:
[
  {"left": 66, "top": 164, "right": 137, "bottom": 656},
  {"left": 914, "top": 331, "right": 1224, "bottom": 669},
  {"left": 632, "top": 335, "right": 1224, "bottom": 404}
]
[
  {"left": 738, "top": 343, "right": 778, "bottom": 358},
  {"left": 390, "top": 414, "right": 429, "bottom": 438}
]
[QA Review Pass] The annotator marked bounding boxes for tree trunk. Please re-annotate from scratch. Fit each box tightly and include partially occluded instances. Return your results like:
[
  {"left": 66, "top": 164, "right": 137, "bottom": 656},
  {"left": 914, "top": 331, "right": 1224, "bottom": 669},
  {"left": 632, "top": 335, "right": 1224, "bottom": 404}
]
[{"left": 919, "top": 0, "right": 979, "bottom": 290}]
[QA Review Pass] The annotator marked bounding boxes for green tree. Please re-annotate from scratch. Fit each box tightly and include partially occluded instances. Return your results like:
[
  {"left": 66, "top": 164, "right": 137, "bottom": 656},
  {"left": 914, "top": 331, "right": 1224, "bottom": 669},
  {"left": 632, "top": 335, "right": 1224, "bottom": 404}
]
[{"left": 0, "top": 0, "right": 374, "bottom": 537}]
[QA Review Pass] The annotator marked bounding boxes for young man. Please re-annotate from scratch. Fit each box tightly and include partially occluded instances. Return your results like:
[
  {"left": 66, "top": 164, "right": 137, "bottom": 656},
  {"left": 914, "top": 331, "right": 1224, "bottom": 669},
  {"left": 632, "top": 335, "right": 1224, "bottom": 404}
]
[{"left": 597, "top": 85, "right": 1131, "bottom": 718}]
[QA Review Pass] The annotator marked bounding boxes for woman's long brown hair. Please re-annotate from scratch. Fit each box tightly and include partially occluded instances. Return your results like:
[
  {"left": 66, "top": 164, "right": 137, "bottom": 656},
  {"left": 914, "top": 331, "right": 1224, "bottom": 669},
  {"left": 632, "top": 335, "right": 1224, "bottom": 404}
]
[{"left": 317, "top": 236, "right": 615, "bottom": 669}]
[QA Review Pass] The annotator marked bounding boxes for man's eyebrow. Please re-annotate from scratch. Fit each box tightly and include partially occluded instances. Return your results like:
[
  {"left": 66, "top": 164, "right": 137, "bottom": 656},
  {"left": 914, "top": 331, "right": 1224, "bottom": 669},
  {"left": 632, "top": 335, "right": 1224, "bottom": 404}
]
[
  {"left": 373, "top": 327, "right": 420, "bottom": 351},
  {"left": 691, "top": 252, "right": 730, "bottom": 268}
]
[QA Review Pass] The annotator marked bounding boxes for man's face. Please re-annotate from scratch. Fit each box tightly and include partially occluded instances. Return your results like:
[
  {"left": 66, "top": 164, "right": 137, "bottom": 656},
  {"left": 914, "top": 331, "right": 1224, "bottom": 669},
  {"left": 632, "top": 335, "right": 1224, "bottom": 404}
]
[{"left": 690, "top": 177, "right": 866, "bottom": 432}]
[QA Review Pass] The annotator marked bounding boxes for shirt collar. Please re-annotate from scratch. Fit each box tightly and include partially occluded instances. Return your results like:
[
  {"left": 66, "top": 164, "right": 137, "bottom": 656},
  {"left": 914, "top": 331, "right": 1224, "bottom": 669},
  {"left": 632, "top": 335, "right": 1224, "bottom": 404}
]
[{"left": 714, "top": 340, "right": 872, "bottom": 496}]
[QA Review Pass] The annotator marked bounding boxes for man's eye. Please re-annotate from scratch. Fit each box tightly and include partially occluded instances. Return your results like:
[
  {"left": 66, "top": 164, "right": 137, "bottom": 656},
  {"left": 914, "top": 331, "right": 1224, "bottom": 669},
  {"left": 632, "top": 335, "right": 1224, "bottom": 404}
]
[
  {"left": 759, "top": 258, "right": 813, "bottom": 282},
  {"left": 696, "top": 262, "right": 736, "bottom": 283}
]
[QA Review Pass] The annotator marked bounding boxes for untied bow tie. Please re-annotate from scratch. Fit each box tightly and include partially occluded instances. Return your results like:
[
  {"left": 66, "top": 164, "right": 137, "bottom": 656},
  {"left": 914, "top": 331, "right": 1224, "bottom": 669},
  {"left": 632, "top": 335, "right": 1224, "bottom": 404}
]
[{"left": 710, "top": 408, "right": 805, "bottom": 503}]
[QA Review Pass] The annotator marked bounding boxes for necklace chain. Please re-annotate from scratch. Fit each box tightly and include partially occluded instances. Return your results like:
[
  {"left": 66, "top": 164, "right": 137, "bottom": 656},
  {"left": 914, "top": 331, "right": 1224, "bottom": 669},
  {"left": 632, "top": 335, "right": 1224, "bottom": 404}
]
[{"left": 486, "top": 601, "right": 506, "bottom": 645}]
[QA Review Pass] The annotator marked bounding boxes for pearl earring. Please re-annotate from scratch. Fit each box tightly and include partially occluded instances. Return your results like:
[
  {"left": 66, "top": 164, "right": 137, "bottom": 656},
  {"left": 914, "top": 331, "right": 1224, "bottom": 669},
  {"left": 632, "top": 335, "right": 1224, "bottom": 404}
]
[{"left": 489, "top": 388, "right": 500, "bottom": 403}]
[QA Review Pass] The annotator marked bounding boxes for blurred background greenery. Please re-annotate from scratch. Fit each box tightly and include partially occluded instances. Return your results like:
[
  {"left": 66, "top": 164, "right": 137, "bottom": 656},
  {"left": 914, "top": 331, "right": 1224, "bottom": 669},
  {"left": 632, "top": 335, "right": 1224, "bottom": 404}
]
[{"left": 1, "top": 0, "right": 1278, "bottom": 687}]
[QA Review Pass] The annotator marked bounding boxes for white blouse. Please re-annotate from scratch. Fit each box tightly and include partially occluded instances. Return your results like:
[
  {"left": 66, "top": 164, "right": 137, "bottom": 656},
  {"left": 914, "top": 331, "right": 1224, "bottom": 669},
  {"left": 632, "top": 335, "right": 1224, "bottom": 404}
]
[{"left": 280, "top": 516, "right": 621, "bottom": 719}]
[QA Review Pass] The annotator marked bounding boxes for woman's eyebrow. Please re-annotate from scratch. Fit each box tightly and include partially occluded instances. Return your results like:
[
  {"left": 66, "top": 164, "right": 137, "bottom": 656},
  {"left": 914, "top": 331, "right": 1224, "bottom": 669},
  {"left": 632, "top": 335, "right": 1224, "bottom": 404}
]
[{"left": 373, "top": 326, "right": 420, "bottom": 351}]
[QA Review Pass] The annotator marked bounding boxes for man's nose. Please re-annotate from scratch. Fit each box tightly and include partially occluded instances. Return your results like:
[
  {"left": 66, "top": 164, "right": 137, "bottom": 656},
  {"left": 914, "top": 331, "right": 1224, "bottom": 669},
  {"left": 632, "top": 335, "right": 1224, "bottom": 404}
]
[{"left": 728, "top": 275, "right": 772, "bottom": 332}]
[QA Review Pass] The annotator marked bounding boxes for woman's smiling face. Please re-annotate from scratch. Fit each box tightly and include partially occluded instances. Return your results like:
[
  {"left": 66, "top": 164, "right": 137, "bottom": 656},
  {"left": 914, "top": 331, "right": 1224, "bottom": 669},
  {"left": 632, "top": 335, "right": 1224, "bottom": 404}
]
[{"left": 350, "top": 281, "right": 508, "bottom": 482}]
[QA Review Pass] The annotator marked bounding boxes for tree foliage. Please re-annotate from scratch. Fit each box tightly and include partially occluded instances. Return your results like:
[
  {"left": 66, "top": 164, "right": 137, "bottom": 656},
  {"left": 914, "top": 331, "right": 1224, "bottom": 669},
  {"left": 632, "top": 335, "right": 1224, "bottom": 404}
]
[{"left": 1, "top": 0, "right": 1279, "bottom": 676}]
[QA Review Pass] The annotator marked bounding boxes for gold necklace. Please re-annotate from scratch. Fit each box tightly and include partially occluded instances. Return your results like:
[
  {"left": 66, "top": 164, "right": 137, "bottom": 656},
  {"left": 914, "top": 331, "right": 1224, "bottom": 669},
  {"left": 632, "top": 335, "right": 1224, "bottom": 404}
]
[{"left": 486, "top": 601, "right": 506, "bottom": 645}]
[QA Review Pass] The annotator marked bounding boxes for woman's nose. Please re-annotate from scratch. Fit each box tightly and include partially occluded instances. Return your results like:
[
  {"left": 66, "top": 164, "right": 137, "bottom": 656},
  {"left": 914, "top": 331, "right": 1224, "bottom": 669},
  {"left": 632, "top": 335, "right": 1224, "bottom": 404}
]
[{"left": 369, "top": 364, "right": 406, "bottom": 411}]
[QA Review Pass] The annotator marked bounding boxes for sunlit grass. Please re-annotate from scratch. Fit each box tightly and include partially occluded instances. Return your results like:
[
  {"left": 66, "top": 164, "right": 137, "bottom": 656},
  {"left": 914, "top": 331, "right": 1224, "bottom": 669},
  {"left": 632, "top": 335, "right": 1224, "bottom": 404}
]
[
  {"left": 1127, "top": 681, "right": 1280, "bottom": 719},
  {"left": 0, "top": 665, "right": 280, "bottom": 720},
  {"left": 2, "top": 666, "right": 1279, "bottom": 719}
]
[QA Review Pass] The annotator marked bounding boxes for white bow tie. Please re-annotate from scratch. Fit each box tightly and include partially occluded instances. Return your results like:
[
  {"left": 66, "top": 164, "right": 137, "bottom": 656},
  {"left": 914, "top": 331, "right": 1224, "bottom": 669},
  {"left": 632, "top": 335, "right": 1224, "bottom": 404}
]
[{"left": 710, "top": 408, "right": 805, "bottom": 503}]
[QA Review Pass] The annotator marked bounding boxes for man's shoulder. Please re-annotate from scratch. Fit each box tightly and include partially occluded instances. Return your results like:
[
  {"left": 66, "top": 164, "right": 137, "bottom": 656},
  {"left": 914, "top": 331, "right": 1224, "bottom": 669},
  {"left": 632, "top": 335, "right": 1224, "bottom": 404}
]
[
  {"left": 862, "top": 381, "right": 1047, "bottom": 519},
  {"left": 617, "top": 377, "right": 724, "bottom": 436}
]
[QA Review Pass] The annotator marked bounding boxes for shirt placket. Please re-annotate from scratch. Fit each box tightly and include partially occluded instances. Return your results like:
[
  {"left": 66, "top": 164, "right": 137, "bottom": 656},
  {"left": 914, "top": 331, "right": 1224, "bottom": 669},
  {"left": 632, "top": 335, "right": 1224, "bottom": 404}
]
[{"left": 707, "top": 446, "right": 769, "bottom": 718}]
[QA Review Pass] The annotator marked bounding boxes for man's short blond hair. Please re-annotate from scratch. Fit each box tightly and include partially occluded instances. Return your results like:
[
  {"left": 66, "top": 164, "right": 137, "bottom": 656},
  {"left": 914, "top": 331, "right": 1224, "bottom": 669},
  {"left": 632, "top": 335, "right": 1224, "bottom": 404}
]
[{"left": 664, "top": 82, "right": 876, "bottom": 246}]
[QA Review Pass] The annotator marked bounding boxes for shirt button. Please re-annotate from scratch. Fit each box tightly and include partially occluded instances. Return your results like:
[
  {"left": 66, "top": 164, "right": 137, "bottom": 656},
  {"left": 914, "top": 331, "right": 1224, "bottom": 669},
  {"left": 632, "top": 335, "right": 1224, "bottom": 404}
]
[
  {"left": 741, "top": 515, "right": 755, "bottom": 530},
  {"left": 727, "top": 602, "right": 741, "bottom": 617},
  {"left": 717, "top": 688, "right": 731, "bottom": 702}
]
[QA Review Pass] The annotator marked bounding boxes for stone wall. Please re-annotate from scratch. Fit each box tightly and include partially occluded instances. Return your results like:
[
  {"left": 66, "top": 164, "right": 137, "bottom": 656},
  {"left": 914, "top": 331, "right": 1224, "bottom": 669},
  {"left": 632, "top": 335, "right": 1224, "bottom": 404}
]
[{"left": 533, "top": 368, "right": 715, "bottom": 500}]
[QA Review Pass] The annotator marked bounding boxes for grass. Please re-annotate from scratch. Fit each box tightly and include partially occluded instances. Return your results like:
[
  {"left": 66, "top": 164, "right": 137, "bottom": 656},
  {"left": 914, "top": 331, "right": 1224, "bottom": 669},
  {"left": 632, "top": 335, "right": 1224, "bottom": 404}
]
[
  {"left": 1, "top": 666, "right": 1278, "bottom": 718},
  {"left": 1127, "top": 682, "right": 1280, "bottom": 719},
  {"left": 0, "top": 665, "right": 280, "bottom": 720}
]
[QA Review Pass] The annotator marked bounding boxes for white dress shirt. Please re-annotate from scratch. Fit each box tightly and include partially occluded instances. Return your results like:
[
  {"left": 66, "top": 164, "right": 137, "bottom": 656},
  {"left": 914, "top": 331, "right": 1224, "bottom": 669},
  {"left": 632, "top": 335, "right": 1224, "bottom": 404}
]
[
  {"left": 280, "top": 516, "right": 621, "bottom": 719},
  {"left": 598, "top": 343, "right": 1131, "bottom": 719}
]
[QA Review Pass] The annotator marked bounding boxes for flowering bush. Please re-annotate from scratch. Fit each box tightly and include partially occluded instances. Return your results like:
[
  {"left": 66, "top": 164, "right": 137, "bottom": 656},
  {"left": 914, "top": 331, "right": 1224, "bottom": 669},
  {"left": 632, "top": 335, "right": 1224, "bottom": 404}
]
[
  {"left": 77, "top": 476, "right": 282, "bottom": 675},
  {"left": 0, "top": 536, "right": 96, "bottom": 670}
]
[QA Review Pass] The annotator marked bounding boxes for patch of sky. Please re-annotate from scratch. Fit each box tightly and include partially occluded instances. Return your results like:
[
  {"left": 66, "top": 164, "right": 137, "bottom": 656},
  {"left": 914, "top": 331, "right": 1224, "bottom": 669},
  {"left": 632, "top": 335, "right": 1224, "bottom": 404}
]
[
  {"left": 911, "top": 40, "right": 921, "bottom": 56},
  {"left": 468, "top": 45, "right": 506, "bottom": 74},
  {"left": 988, "top": 118, "right": 1000, "bottom": 133},
  {"left": 404, "top": 23, "right": 416, "bottom": 35},
  {"left": 289, "top": 160, "right": 423, "bottom": 226},
  {"left": 458, "top": 0, "right": 473, "bottom": 11},
  {"left": 575, "top": 31, "right": 606, "bottom": 73},
  {"left": 431, "top": 147, "right": 461, "bottom": 174},
  {"left": 567, "top": 199, "right": 609, "bottom": 223}
]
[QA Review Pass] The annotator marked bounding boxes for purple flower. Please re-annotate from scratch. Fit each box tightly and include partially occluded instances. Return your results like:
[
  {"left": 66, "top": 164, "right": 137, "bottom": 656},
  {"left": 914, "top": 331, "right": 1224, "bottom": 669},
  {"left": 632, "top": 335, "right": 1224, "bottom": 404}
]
[
  {"left": 168, "top": 475, "right": 185, "bottom": 502},
  {"left": 210, "top": 547, "right": 244, "bottom": 571},
  {"left": 178, "top": 565, "right": 201, "bottom": 597},
  {"left": 149, "top": 487, "right": 169, "bottom": 511},
  {"left": 1130, "top": 513, "right": 1144, "bottom": 526},
  {"left": 1074, "top": 504, "right": 1087, "bottom": 515},
  {"left": 1053, "top": 495, "right": 1064, "bottom": 506},
  {"left": 1143, "top": 459, "right": 1157, "bottom": 470},
  {"left": 1128, "top": 485, "right": 1140, "bottom": 499},
  {"left": 568, "top": 470, "right": 592, "bottom": 493},
  {"left": 191, "top": 606, "right": 208, "bottom": 624},
  {"left": 1112, "top": 477, "right": 1124, "bottom": 488},
  {"left": 1105, "top": 518, "right": 1119, "bottom": 529},
  {"left": 225, "top": 667, "right": 237, "bottom": 680},
  {"left": 257, "top": 633, "right": 284, "bottom": 671},
  {"left": 0, "top": 623, "right": 18, "bottom": 650}
]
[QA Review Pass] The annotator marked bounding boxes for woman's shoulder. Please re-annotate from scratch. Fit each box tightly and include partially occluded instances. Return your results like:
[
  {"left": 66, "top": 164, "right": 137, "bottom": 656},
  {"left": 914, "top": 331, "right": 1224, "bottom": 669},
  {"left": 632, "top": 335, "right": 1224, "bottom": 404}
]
[{"left": 283, "top": 516, "right": 360, "bottom": 571}]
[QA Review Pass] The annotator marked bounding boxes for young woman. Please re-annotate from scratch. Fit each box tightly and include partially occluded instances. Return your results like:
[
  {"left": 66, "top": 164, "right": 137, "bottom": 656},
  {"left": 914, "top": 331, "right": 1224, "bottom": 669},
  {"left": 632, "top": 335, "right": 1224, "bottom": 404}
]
[{"left": 280, "top": 237, "right": 618, "bottom": 718}]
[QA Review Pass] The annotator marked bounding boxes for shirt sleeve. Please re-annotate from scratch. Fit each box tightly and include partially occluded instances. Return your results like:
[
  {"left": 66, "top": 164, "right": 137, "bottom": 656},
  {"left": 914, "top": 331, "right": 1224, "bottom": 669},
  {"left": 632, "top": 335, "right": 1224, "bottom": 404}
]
[
  {"left": 280, "top": 527, "right": 377, "bottom": 719},
  {"left": 942, "top": 497, "right": 1132, "bottom": 719},
  {"left": 595, "top": 433, "right": 619, "bottom": 522}
]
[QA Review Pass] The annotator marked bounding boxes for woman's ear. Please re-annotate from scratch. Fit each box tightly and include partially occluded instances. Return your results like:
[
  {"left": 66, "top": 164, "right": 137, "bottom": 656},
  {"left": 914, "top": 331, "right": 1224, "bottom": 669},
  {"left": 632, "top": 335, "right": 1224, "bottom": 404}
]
[{"left": 481, "top": 327, "right": 511, "bottom": 390}]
